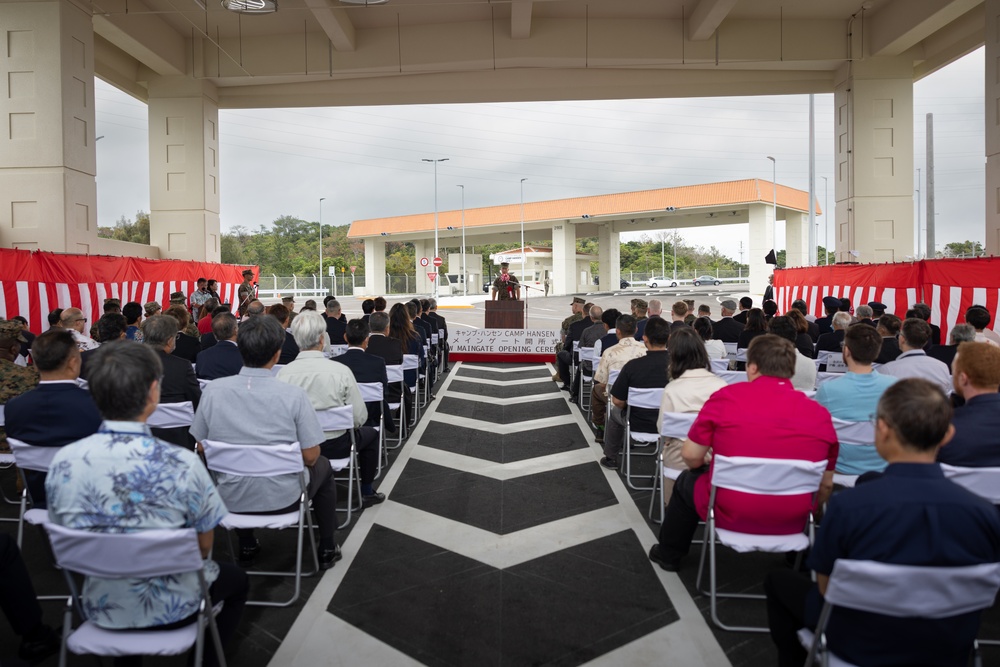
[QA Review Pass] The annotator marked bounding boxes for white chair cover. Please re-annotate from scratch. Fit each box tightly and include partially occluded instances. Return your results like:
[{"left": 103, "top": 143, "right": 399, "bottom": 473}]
[
  {"left": 431, "top": 333, "right": 439, "bottom": 344},
  {"left": 402, "top": 354, "right": 419, "bottom": 371},
  {"left": 814, "top": 372, "right": 841, "bottom": 388},
  {"left": 724, "top": 342, "right": 737, "bottom": 361},
  {"left": 328, "top": 345, "right": 348, "bottom": 358},
  {"left": 710, "top": 359, "right": 729, "bottom": 372},
  {"left": 817, "top": 350, "right": 848, "bottom": 373},
  {"left": 385, "top": 365, "right": 405, "bottom": 383},
  {"left": 735, "top": 348, "right": 747, "bottom": 362},
  {"left": 627, "top": 386, "right": 664, "bottom": 410},
  {"left": 75, "top": 378, "right": 89, "bottom": 390},
  {"left": 714, "top": 370, "right": 747, "bottom": 385},
  {"left": 147, "top": 401, "right": 195, "bottom": 429},
  {"left": 831, "top": 418, "right": 875, "bottom": 445},
  {"left": 201, "top": 440, "right": 303, "bottom": 477},
  {"left": 940, "top": 464, "right": 1000, "bottom": 504},
  {"left": 711, "top": 455, "right": 827, "bottom": 496},
  {"left": 197, "top": 378, "right": 212, "bottom": 389},
  {"left": 0, "top": 404, "right": 4, "bottom": 427},
  {"left": 358, "top": 382, "right": 384, "bottom": 402},
  {"left": 270, "top": 364, "right": 286, "bottom": 377},
  {"left": 607, "top": 369, "right": 621, "bottom": 387},
  {"left": 220, "top": 511, "right": 300, "bottom": 530},
  {"left": 660, "top": 412, "right": 697, "bottom": 440},
  {"left": 715, "top": 527, "right": 810, "bottom": 554},
  {"left": 46, "top": 523, "right": 204, "bottom": 579},
  {"left": 315, "top": 406, "right": 354, "bottom": 431},
  {"left": 7, "top": 438, "right": 61, "bottom": 473}
]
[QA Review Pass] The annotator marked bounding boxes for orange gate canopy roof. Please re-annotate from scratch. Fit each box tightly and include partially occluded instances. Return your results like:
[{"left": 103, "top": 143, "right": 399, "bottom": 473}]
[{"left": 348, "top": 178, "right": 819, "bottom": 239}]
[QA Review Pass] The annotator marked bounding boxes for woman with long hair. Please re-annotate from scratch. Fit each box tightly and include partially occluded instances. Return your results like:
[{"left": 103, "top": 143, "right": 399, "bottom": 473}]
[
  {"left": 387, "top": 302, "right": 423, "bottom": 387},
  {"left": 693, "top": 316, "right": 727, "bottom": 360},
  {"left": 784, "top": 309, "right": 817, "bottom": 359},
  {"left": 736, "top": 307, "right": 767, "bottom": 370}
]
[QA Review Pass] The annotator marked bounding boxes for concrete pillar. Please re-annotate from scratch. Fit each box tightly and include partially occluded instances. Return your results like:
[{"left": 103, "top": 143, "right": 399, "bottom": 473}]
[
  {"left": 147, "top": 77, "right": 221, "bottom": 261},
  {"left": 986, "top": 0, "right": 1000, "bottom": 254},
  {"left": 364, "top": 238, "right": 386, "bottom": 296},
  {"left": 833, "top": 57, "right": 914, "bottom": 264},
  {"left": 748, "top": 204, "right": 774, "bottom": 296},
  {"left": 597, "top": 223, "right": 621, "bottom": 291},
  {"left": 0, "top": 0, "right": 97, "bottom": 253},
  {"left": 413, "top": 239, "right": 430, "bottom": 295},
  {"left": 784, "top": 210, "right": 810, "bottom": 268},
  {"left": 551, "top": 222, "right": 576, "bottom": 296}
]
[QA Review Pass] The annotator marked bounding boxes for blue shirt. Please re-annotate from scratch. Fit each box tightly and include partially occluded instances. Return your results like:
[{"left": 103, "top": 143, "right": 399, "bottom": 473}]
[
  {"left": 937, "top": 393, "right": 1000, "bottom": 468},
  {"left": 808, "top": 463, "right": 1000, "bottom": 666},
  {"left": 46, "top": 421, "right": 228, "bottom": 629},
  {"left": 815, "top": 371, "right": 897, "bottom": 474}
]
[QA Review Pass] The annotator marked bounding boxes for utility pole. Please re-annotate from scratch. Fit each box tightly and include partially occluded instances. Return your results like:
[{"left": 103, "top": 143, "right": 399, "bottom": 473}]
[
  {"left": 458, "top": 184, "right": 466, "bottom": 296},
  {"left": 916, "top": 168, "right": 922, "bottom": 259},
  {"left": 808, "top": 94, "right": 817, "bottom": 265},
  {"left": 319, "top": 197, "right": 325, "bottom": 294},
  {"left": 422, "top": 157, "right": 449, "bottom": 298},
  {"left": 926, "top": 114, "right": 936, "bottom": 259}
]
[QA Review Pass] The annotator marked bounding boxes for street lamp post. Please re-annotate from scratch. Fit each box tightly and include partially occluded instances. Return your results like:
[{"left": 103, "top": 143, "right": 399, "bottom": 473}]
[
  {"left": 457, "top": 184, "right": 466, "bottom": 296},
  {"left": 821, "top": 176, "right": 829, "bottom": 265},
  {"left": 660, "top": 236, "right": 665, "bottom": 277},
  {"left": 422, "top": 158, "right": 449, "bottom": 298},
  {"left": 672, "top": 230, "right": 678, "bottom": 281},
  {"left": 319, "top": 197, "right": 326, "bottom": 294},
  {"left": 520, "top": 178, "right": 527, "bottom": 282}
]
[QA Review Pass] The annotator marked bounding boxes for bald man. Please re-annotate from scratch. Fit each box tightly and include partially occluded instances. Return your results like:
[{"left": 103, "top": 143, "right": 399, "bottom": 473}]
[{"left": 59, "top": 308, "right": 99, "bottom": 352}]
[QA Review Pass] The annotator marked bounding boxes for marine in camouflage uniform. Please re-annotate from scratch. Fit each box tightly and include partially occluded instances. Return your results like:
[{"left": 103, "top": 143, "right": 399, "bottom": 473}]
[
  {"left": 0, "top": 320, "right": 40, "bottom": 451},
  {"left": 238, "top": 269, "right": 256, "bottom": 317},
  {"left": 554, "top": 296, "right": 586, "bottom": 357}
]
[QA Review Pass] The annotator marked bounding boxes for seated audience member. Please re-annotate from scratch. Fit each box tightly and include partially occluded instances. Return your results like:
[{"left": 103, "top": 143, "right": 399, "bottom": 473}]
[
  {"left": 591, "top": 314, "right": 645, "bottom": 439},
  {"left": 190, "top": 278, "right": 211, "bottom": 323},
  {"left": 875, "top": 314, "right": 902, "bottom": 364},
  {"left": 602, "top": 317, "right": 670, "bottom": 469},
  {"left": 768, "top": 316, "right": 817, "bottom": 392},
  {"left": 142, "top": 314, "right": 201, "bottom": 449},
  {"left": 361, "top": 299, "right": 375, "bottom": 323},
  {"left": 764, "top": 379, "right": 1000, "bottom": 667},
  {"left": 594, "top": 308, "right": 621, "bottom": 358},
  {"left": 762, "top": 299, "right": 778, "bottom": 322},
  {"left": 578, "top": 305, "right": 608, "bottom": 370},
  {"left": 868, "top": 300, "right": 887, "bottom": 324},
  {"left": 733, "top": 296, "right": 753, "bottom": 325},
  {"left": 103, "top": 298, "right": 122, "bottom": 315},
  {"left": 302, "top": 299, "right": 317, "bottom": 312},
  {"left": 634, "top": 299, "right": 663, "bottom": 340},
  {"left": 736, "top": 308, "right": 767, "bottom": 350},
  {"left": 697, "top": 304, "right": 712, "bottom": 319},
  {"left": 46, "top": 342, "right": 246, "bottom": 667},
  {"left": 80, "top": 313, "right": 126, "bottom": 379},
  {"left": 46, "top": 308, "right": 64, "bottom": 331},
  {"left": 557, "top": 302, "right": 594, "bottom": 393},
  {"left": 196, "top": 312, "right": 242, "bottom": 380},
  {"left": 269, "top": 303, "right": 299, "bottom": 365},
  {"left": 11, "top": 316, "right": 34, "bottom": 360},
  {"left": 878, "top": 318, "right": 952, "bottom": 393},
  {"left": 334, "top": 319, "right": 395, "bottom": 434},
  {"left": 325, "top": 299, "right": 348, "bottom": 344},
  {"left": 815, "top": 324, "right": 897, "bottom": 475},
  {"left": 784, "top": 309, "right": 816, "bottom": 358},
  {"left": 854, "top": 304, "right": 875, "bottom": 327},
  {"left": 197, "top": 297, "right": 221, "bottom": 335},
  {"left": 144, "top": 300, "right": 161, "bottom": 319},
  {"left": 928, "top": 323, "right": 975, "bottom": 369},
  {"left": 1, "top": 535, "right": 60, "bottom": 662},
  {"left": 200, "top": 305, "right": 230, "bottom": 350},
  {"left": 712, "top": 299, "right": 744, "bottom": 343},
  {"left": 791, "top": 299, "right": 820, "bottom": 340},
  {"left": 428, "top": 298, "right": 449, "bottom": 371},
  {"left": 122, "top": 301, "right": 144, "bottom": 341},
  {"left": 278, "top": 312, "right": 384, "bottom": 505},
  {"left": 649, "top": 335, "right": 837, "bottom": 572},
  {"left": 668, "top": 301, "right": 690, "bottom": 331},
  {"left": 657, "top": 327, "right": 726, "bottom": 502},
  {"left": 165, "top": 305, "right": 200, "bottom": 363},
  {"left": 911, "top": 302, "right": 942, "bottom": 346},
  {"left": 965, "top": 305, "right": 1000, "bottom": 346},
  {"left": 190, "top": 315, "right": 341, "bottom": 569},
  {"left": 59, "top": 307, "right": 99, "bottom": 352},
  {"left": 816, "top": 312, "right": 851, "bottom": 355},
  {"left": 372, "top": 296, "right": 387, "bottom": 313},
  {"left": 0, "top": 321, "right": 40, "bottom": 451},
  {"left": 693, "top": 316, "right": 727, "bottom": 360},
  {"left": 937, "top": 342, "right": 1000, "bottom": 468},
  {"left": 386, "top": 303, "right": 423, "bottom": 405},
  {"left": 5, "top": 329, "right": 101, "bottom": 507},
  {"left": 245, "top": 300, "right": 265, "bottom": 318},
  {"left": 281, "top": 295, "right": 297, "bottom": 326},
  {"left": 367, "top": 310, "right": 403, "bottom": 361}
]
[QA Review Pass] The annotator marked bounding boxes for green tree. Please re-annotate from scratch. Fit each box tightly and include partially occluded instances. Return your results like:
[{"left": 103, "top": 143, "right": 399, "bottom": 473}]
[
  {"left": 98, "top": 211, "right": 150, "bottom": 244},
  {"left": 941, "top": 240, "right": 983, "bottom": 258}
]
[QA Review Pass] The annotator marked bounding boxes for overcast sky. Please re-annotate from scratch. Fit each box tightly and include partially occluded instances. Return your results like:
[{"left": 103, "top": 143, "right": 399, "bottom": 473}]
[{"left": 95, "top": 47, "right": 986, "bottom": 263}]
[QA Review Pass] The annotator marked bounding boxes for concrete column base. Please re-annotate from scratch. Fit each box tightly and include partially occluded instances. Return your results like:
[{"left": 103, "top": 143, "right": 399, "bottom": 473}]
[{"left": 551, "top": 222, "right": 576, "bottom": 297}]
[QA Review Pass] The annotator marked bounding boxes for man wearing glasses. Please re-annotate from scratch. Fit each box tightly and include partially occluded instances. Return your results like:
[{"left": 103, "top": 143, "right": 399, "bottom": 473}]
[{"left": 59, "top": 307, "right": 99, "bottom": 352}]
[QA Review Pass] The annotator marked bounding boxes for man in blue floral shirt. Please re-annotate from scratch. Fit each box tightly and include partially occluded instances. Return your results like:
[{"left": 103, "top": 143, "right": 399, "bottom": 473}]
[{"left": 46, "top": 341, "right": 246, "bottom": 667}]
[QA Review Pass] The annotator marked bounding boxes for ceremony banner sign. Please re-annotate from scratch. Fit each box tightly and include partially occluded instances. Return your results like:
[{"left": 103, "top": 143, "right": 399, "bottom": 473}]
[{"left": 450, "top": 328, "right": 559, "bottom": 363}]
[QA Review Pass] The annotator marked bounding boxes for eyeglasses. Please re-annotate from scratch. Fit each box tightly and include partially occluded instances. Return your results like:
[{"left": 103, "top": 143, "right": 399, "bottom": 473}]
[{"left": 75, "top": 317, "right": 88, "bottom": 323}]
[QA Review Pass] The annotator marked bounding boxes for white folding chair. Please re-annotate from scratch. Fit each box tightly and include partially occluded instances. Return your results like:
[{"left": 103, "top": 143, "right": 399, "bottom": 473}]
[
  {"left": 941, "top": 464, "right": 1000, "bottom": 504},
  {"left": 315, "top": 406, "right": 363, "bottom": 528},
  {"left": 735, "top": 347, "right": 747, "bottom": 363},
  {"left": 816, "top": 350, "right": 847, "bottom": 373},
  {"left": 714, "top": 370, "right": 748, "bottom": 385},
  {"left": 402, "top": 354, "right": 421, "bottom": 424},
  {"left": 604, "top": 368, "right": 621, "bottom": 428},
  {"left": 799, "top": 559, "right": 1000, "bottom": 667},
  {"left": 385, "top": 364, "right": 407, "bottom": 448},
  {"left": 200, "top": 440, "right": 318, "bottom": 607},
  {"left": 327, "top": 344, "right": 348, "bottom": 359},
  {"left": 7, "top": 438, "right": 59, "bottom": 549},
  {"left": 577, "top": 347, "right": 595, "bottom": 413},
  {"left": 623, "top": 386, "right": 666, "bottom": 490},
  {"left": 649, "top": 412, "right": 698, "bottom": 523},
  {"left": 419, "top": 344, "right": 431, "bottom": 407},
  {"left": 724, "top": 342, "right": 738, "bottom": 363},
  {"left": 814, "top": 372, "right": 841, "bottom": 389},
  {"left": 830, "top": 418, "right": 878, "bottom": 488},
  {"left": 44, "top": 523, "right": 227, "bottom": 667},
  {"left": 694, "top": 455, "right": 828, "bottom": 633},
  {"left": 197, "top": 378, "right": 212, "bottom": 389},
  {"left": 710, "top": 358, "right": 730, "bottom": 372},
  {"left": 0, "top": 404, "right": 16, "bottom": 509},
  {"left": 147, "top": 401, "right": 195, "bottom": 429},
  {"left": 357, "top": 381, "right": 387, "bottom": 477}
]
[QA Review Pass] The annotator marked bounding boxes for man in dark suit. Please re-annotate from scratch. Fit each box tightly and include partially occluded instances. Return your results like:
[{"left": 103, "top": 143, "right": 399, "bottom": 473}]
[
  {"left": 334, "top": 319, "right": 395, "bottom": 434},
  {"left": 366, "top": 312, "right": 405, "bottom": 407},
  {"left": 361, "top": 299, "right": 375, "bottom": 324},
  {"left": 815, "top": 296, "right": 841, "bottom": 336},
  {"left": 875, "top": 314, "right": 903, "bottom": 365},
  {"left": 732, "top": 297, "right": 753, "bottom": 325},
  {"left": 791, "top": 299, "right": 820, "bottom": 341},
  {"left": 816, "top": 312, "right": 851, "bottom": 354},
  {"left": 142, "top": 315, "right": 201, "bottom": 449},
  {"left": 911, "top": 303, "right": 941, "bottom": 347},
  {"left": 325, "top": 299, "right": 347, "bottom": 345},
  {"left": 557, "top": 302, "right": 594, "bottom": 393},
  {"left": 868, "top": 301, "right": 887, "bottom": 328},
  {"left": 269, "top": 303, "right": 299, "bottom": 365},
  {"left": 713, "top": 299, "right": 745, "bottom": 344},
  {"left": 928, "top": 323, "right": 975, "bottom": 370},
  {"left": 597, "top": 309, "right": 621, "bottom": 356},
  {"left": 428, "top": 298, "right": 449, "bottom": 371},
  {"left": 4, "top": 329, "right": 102, "bottom": 507},
  {"left": 196, "top": 312, "right": 242, "bottom": 380}
]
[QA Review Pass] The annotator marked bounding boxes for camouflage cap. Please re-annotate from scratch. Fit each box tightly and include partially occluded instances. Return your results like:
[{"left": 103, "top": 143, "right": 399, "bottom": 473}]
[
  {"left": 169, "top": 291, "right": 186, "bottom": 303},
  {"left": 281, "top": 294, "right": 295, "bottom": 303},
  {"left": 104, "top": 297, "right": 121, "bottom": 306},
  {"left": 571, "top": 296, "right": 586, "bottom": 305},
  {"left": 242, "top": 269, "right": 254, "bottom": 277},
  {"left": 144, "top": 301, "right": 162, "bottom": 316},
  {"left": 0, "top": 319, "right": 27, "bottom": 342}
]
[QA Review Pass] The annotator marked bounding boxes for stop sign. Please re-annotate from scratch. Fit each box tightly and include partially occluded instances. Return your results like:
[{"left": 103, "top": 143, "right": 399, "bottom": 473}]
[{"left": 432, "top": 256, "right": 443, "bottom": 267}]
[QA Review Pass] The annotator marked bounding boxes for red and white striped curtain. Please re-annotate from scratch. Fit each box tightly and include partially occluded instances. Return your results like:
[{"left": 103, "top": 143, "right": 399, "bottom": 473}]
[
  {"left": 774, "top": 258, "right": 1000, "bottom": 342},
  {"left": 0, "top": 248, "right": 257, "bottom": 333}
]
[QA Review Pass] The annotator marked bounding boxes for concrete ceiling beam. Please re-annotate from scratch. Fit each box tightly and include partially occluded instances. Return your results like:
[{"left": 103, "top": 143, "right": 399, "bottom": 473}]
[
  {"left": 511, "top": 1, "right": 533, "bottom": 39},
  {"left": 869, "top": 0, "right": 981, "bottom": 57},
  {"left": 304, "top": 0, "right": 357, "bottom": 52},
  {"left": 93, "top": 0, "right": 186, "bottom": 77},
  {"left": 687, "top": 0, "right": 740, "bottom": 41}
]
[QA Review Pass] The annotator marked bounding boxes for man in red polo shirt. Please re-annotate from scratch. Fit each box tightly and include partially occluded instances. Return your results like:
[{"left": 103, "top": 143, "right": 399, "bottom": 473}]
[{"left": 649, "top": 334, "right": 838, "bottom": 571}]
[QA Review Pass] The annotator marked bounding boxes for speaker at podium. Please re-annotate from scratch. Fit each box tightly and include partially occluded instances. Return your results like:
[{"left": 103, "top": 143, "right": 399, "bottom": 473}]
[{"left": 485, "top": 300, "right": 525, "bottom": 329}]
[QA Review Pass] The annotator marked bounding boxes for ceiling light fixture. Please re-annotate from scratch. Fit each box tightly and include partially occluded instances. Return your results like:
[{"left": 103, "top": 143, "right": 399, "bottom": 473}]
[
  {"left": 340, "top": 0, "right": 389, "bottom": 5},
  {"left": 222, "top": 0, "right": 277, "bottom": 14}
]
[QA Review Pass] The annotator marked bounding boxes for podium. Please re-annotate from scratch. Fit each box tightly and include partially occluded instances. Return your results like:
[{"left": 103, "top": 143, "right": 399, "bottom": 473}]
[{"left": 485, "top": 300, "right": 524, "bottom": 329}]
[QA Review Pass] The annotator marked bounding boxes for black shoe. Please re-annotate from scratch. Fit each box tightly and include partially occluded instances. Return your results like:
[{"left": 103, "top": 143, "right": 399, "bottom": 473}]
[
  {"left": 648, "top": 545, "right": 680, "bottom": 572},
  {"left": 362, "top": 492, "right": 386, "bottom": 506},
  {"left": 599, "top": 456, "right": 618, "bottom": 470},
  {"left": 239, "top": 539, "right": 261, "bottom": 565},
  {"left": 319, "top": 545, "right": 342, "bottom": 570},
  {"left": 19, "top": 624, "right": 59, "bottom": 664},
  {"left": 560, "top": 384, "right": 572, "bottom": 392}
]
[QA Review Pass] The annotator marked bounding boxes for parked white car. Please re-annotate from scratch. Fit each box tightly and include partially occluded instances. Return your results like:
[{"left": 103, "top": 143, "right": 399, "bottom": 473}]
[{"left": 644, "top": 276, "right": 678, "bottom": 288}]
